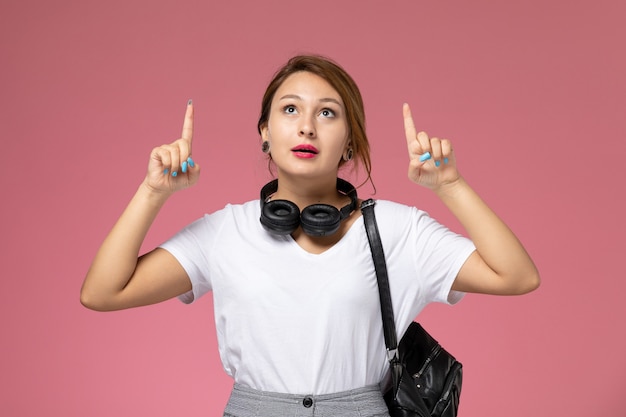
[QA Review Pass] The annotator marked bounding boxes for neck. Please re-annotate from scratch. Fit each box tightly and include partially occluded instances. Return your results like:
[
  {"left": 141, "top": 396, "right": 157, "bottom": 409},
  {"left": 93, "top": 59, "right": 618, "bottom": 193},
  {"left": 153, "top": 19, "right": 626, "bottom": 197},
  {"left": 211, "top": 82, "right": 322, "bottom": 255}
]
[{"left": 271, "top": 175, "right": 349, "bottom": 210}]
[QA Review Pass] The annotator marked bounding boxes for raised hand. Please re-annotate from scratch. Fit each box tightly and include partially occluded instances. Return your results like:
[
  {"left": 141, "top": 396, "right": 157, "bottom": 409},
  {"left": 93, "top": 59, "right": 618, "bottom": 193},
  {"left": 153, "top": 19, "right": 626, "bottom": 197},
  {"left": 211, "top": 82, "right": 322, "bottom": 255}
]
[
  {"left": 145, "top": 100, "right": 200, "bottom": 194},
  {"left": 403, "top": 103, "right": 460, "bottom": 190}
]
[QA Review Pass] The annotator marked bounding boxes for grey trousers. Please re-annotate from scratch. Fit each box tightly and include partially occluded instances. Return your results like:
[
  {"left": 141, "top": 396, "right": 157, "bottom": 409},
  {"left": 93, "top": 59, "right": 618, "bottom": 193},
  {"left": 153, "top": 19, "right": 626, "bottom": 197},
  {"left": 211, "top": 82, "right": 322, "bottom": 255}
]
[{"left": 224, "top": 383, "right": 390, "bottom": 417}]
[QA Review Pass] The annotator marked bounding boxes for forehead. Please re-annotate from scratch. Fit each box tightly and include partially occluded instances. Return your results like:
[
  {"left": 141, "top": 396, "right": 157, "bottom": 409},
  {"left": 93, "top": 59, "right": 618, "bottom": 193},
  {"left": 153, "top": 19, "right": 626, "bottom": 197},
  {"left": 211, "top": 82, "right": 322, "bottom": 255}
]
[{"left": 274, "top": 71, "right": 343, "bottom": 103}]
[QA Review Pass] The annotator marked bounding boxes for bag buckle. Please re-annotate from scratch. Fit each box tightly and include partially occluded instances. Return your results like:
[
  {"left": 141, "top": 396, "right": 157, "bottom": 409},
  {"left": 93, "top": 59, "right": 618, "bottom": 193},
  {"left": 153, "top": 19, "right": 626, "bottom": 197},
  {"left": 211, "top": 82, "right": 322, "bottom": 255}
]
[{"left": 387, "top": 348, "right": 398, "bottom": 363}]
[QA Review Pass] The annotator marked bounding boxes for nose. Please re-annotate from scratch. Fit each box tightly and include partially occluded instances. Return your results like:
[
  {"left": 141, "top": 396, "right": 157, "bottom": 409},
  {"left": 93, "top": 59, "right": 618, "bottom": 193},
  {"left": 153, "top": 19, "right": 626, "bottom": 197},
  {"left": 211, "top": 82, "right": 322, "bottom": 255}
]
[{"left": 298, "top": 115, "right": 316, "bottom": 138}]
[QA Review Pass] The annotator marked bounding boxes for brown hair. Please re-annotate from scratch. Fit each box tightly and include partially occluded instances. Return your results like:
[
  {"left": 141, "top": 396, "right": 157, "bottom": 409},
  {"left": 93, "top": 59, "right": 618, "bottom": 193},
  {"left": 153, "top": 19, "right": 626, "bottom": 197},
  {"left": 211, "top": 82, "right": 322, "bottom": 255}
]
[{"left": 257, "top": 55, "right": 372, "bottom": 186}]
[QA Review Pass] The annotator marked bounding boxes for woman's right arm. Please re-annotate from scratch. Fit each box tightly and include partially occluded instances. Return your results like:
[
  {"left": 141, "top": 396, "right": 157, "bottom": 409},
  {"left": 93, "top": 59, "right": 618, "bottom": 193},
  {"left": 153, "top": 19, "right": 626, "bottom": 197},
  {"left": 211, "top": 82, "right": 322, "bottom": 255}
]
[{"left": 80, "top": 101, "right": 200, "bottom": 311}]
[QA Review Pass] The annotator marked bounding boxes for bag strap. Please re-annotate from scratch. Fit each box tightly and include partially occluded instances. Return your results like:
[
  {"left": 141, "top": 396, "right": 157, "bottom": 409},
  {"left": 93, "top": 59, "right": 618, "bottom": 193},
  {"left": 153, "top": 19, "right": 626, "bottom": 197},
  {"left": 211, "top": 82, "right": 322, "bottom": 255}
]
[{"left": 361, "top": 199, "right": 399, "bottom": 359}]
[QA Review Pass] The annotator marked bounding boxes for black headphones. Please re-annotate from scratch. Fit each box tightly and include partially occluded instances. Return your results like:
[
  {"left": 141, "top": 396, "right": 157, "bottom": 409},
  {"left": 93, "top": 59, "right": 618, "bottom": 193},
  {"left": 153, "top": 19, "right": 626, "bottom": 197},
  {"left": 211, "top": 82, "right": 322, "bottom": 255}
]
[{"left": 260, "top": 178, "right": 358, "bottom": 237}]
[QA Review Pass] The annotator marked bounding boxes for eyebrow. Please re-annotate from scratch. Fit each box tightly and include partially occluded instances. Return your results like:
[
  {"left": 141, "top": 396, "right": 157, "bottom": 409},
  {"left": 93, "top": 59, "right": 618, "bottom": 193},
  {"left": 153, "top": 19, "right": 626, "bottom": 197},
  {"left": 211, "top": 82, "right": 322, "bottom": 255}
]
[{"left": 278, "top": 94, "right": 343, "bottom": 107}]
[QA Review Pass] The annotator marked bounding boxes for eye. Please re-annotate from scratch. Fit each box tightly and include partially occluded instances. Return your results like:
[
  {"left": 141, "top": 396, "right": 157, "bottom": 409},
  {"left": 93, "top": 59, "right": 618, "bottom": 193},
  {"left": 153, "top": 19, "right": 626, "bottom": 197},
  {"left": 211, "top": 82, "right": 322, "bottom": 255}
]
[
  {"left": 320, "top": 108, "right": 335, "bottom": 118},
  {"left": 282, "top": 105, "right": 297, "bottom": 114}
]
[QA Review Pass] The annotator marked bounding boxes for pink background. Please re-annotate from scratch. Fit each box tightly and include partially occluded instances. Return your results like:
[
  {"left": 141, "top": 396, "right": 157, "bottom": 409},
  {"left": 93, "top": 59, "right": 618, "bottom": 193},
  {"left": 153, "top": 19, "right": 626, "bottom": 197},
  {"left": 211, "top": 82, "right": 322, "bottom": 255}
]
[{"left": 2, "top": 1, "right": 625, "bottom": 416}]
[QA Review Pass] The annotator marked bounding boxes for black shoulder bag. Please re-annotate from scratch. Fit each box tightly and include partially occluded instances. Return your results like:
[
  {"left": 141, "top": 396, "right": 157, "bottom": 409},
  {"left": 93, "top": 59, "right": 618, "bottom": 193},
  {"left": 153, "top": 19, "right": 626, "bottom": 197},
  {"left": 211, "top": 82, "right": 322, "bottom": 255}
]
[{"left": 361, "top": 199, "right": 463, "bottom": 417}]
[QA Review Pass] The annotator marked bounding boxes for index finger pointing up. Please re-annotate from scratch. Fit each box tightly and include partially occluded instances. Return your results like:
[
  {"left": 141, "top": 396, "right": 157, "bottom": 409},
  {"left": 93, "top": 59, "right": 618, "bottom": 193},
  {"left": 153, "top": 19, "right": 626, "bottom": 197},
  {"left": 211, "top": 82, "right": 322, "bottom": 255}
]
[
  {"left": 403, "top": 103, "right": 417, "bottom": 144},
  {"left": 181, "top": 99, "right": 194, "bottom": 143},
  {"left": 403, "top": 103, "right": 424, "bottom": 155}
]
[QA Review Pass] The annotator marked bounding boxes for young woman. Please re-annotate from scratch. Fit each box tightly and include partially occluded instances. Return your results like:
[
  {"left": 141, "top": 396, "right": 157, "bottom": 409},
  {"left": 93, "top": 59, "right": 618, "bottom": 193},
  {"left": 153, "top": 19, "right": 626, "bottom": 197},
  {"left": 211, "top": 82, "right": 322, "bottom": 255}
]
[{"left": 81, "top": 55, "right": 540, "bottom": 417}]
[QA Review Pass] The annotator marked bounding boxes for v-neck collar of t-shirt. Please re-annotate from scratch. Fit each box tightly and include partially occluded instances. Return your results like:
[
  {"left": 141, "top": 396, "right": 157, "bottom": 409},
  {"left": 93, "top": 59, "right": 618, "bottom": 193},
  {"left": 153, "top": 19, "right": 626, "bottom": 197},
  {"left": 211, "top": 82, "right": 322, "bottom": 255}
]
[{"left": 283, "top": 214, "right": 365, "bottom": 257}]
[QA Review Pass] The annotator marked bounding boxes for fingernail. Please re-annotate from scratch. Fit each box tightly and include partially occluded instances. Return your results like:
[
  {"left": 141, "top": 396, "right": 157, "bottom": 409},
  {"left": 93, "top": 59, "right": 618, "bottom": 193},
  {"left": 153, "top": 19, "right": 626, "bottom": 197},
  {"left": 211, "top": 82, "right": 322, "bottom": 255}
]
[
  {"left": 187, "top": 156, "right": 195, "bottom": 168},
  {"left": 172, "top": 171, "right": 178, "bottom": 177},
  {"left": 188, "top": 99, "right": 193, "bottom": 105},
  {"left": 163, "top": 168, "right": 169, "bottom": 175},
  {"left": 419, "top": 152, "right": 432, "bottom": 162},
  {"left": 444, "top": 157, "right": 449, "bottom": 164},
  {"left": 435, "top": 160, "right": 441, "bottom": 167},
  {"left": 181, "top": 161, "right": 188, "bottom": 173}
]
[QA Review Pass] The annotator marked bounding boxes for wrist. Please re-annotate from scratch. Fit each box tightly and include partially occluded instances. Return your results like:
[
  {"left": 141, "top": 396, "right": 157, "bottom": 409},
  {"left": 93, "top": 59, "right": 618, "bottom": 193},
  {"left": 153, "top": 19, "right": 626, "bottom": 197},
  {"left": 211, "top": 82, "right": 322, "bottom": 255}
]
[
  {"left": 433, "top": 176, "right": 468, "bottom": 200},
  {"left": 137, "top": 181, "right": 173, "bottom": 207}
]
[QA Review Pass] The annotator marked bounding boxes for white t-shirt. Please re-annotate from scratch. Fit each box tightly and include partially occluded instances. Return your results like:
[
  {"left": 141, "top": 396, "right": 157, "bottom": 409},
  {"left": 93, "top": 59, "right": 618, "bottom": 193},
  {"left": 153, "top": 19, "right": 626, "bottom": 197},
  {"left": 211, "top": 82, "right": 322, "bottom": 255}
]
[{"left": 160, "top": 199, "right": 475, "bottom": 395}]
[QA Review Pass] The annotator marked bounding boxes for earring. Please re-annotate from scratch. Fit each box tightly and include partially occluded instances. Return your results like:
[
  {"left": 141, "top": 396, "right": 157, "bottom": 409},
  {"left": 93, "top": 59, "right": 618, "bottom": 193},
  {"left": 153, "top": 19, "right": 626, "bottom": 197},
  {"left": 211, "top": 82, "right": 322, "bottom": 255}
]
[
  {"left": 262, "top": 141, "right": 270, "bottom": 154},
  {"left": 343, "top": 148, "right": 353, "bottom": 162}
]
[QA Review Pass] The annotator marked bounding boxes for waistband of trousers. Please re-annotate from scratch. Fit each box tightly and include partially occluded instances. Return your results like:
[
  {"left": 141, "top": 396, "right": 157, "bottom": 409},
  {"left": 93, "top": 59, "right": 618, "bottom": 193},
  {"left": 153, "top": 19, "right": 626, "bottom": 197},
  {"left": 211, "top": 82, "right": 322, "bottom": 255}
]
[{"left": 232, "top": 383, "right": 383, "bottom": 403}]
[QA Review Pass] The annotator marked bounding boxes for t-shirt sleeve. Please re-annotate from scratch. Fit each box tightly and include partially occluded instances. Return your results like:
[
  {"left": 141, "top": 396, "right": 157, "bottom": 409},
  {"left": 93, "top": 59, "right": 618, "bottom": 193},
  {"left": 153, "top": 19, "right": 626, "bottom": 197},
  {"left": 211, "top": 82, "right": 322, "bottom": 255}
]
[
  {"left": 159, "top": 208, "right": 228, "bottom": 304},
  {"left": 412, "top": 211, "right": 475, "bottom": 305},
  {"left": 377, "top": 201, "right": 475, "bottom": 320}
]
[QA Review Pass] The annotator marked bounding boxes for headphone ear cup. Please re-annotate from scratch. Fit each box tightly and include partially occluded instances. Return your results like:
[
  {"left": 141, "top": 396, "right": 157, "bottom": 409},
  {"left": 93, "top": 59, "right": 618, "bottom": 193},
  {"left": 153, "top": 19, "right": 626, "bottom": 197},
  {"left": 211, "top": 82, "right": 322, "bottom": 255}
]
[
  {"left": 300, "top": 204, "right": 341, "bottom": 237},
  {"left": 260, "top": 200, "right": 301, "bottom": 235}
]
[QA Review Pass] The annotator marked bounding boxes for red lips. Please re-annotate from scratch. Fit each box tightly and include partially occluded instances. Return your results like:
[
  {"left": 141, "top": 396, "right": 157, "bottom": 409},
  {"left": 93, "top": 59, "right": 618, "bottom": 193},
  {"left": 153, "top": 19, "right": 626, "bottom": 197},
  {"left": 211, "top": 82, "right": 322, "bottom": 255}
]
[{"left": 291, "top": 144, "right": 319, "bottom": 158}]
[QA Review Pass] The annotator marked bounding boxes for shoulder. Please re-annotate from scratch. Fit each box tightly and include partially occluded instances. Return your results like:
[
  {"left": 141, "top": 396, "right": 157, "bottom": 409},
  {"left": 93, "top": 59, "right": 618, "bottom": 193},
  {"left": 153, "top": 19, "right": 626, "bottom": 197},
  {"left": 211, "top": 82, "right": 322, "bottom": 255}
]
[
  {"left": 201, "top": 200, "right": 260, "bottom": 222},
  {"left": 370, "top": 199, "right": 430, "bottom": 228},
  {"left": 176, "top": 200, "right": 261, "bottom": 237},
  {"left": 371, "top": 199, "right": 416, "bottom": 215},
  {"left": 367, "top": 199, "right": 457, "bottom": 249}
]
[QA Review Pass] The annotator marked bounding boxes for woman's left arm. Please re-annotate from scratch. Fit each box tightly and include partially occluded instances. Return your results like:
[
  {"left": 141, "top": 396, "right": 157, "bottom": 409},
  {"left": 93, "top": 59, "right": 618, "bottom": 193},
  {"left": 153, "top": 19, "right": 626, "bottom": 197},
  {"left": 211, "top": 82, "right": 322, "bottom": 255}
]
[{"left": 403, "top": 103, "right": 540, "bottom": 295}]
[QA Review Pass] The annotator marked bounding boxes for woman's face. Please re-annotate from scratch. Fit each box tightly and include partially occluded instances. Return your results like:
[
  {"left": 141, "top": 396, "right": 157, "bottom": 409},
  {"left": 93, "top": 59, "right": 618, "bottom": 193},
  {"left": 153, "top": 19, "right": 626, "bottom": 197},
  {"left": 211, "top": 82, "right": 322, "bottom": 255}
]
[{"left": 261, "top": 71, "right": 350, "bottom": 181}]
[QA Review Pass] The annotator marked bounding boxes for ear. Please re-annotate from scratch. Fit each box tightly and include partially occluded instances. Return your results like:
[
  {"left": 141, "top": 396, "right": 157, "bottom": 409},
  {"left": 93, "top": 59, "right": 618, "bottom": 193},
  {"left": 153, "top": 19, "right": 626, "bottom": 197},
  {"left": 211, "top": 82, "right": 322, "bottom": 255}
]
[{"left": 260, "top": 124, "right": 270, "bottom": 141}]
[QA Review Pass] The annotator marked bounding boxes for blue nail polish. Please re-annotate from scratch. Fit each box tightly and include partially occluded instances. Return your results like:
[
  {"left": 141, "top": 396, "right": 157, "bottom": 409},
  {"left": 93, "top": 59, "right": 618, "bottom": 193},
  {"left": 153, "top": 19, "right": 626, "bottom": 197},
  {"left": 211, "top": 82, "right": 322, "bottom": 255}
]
[
  {"left": 435, "top": 160, "right": 441, "bottom": 167},
  {"left": 444, "top": 157, "right": 449, "bottom": 164},
  {"left": 172, "top": 171, "right": 178, "bottom": 177},
  {"left": 419, "top": 152, "right": 432, "bottom": 162},
  {"left": 163, "top": 168, "right": 169, "bottom": 175},
  {"left": 187, "top": 99, "right": 193, "bottom": 105},
  {"left": 187, "top": 156, "right": 194, "bottom": 168},
  {"left": 181, "top": 161, "right": 188, "bottom": 173}
]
